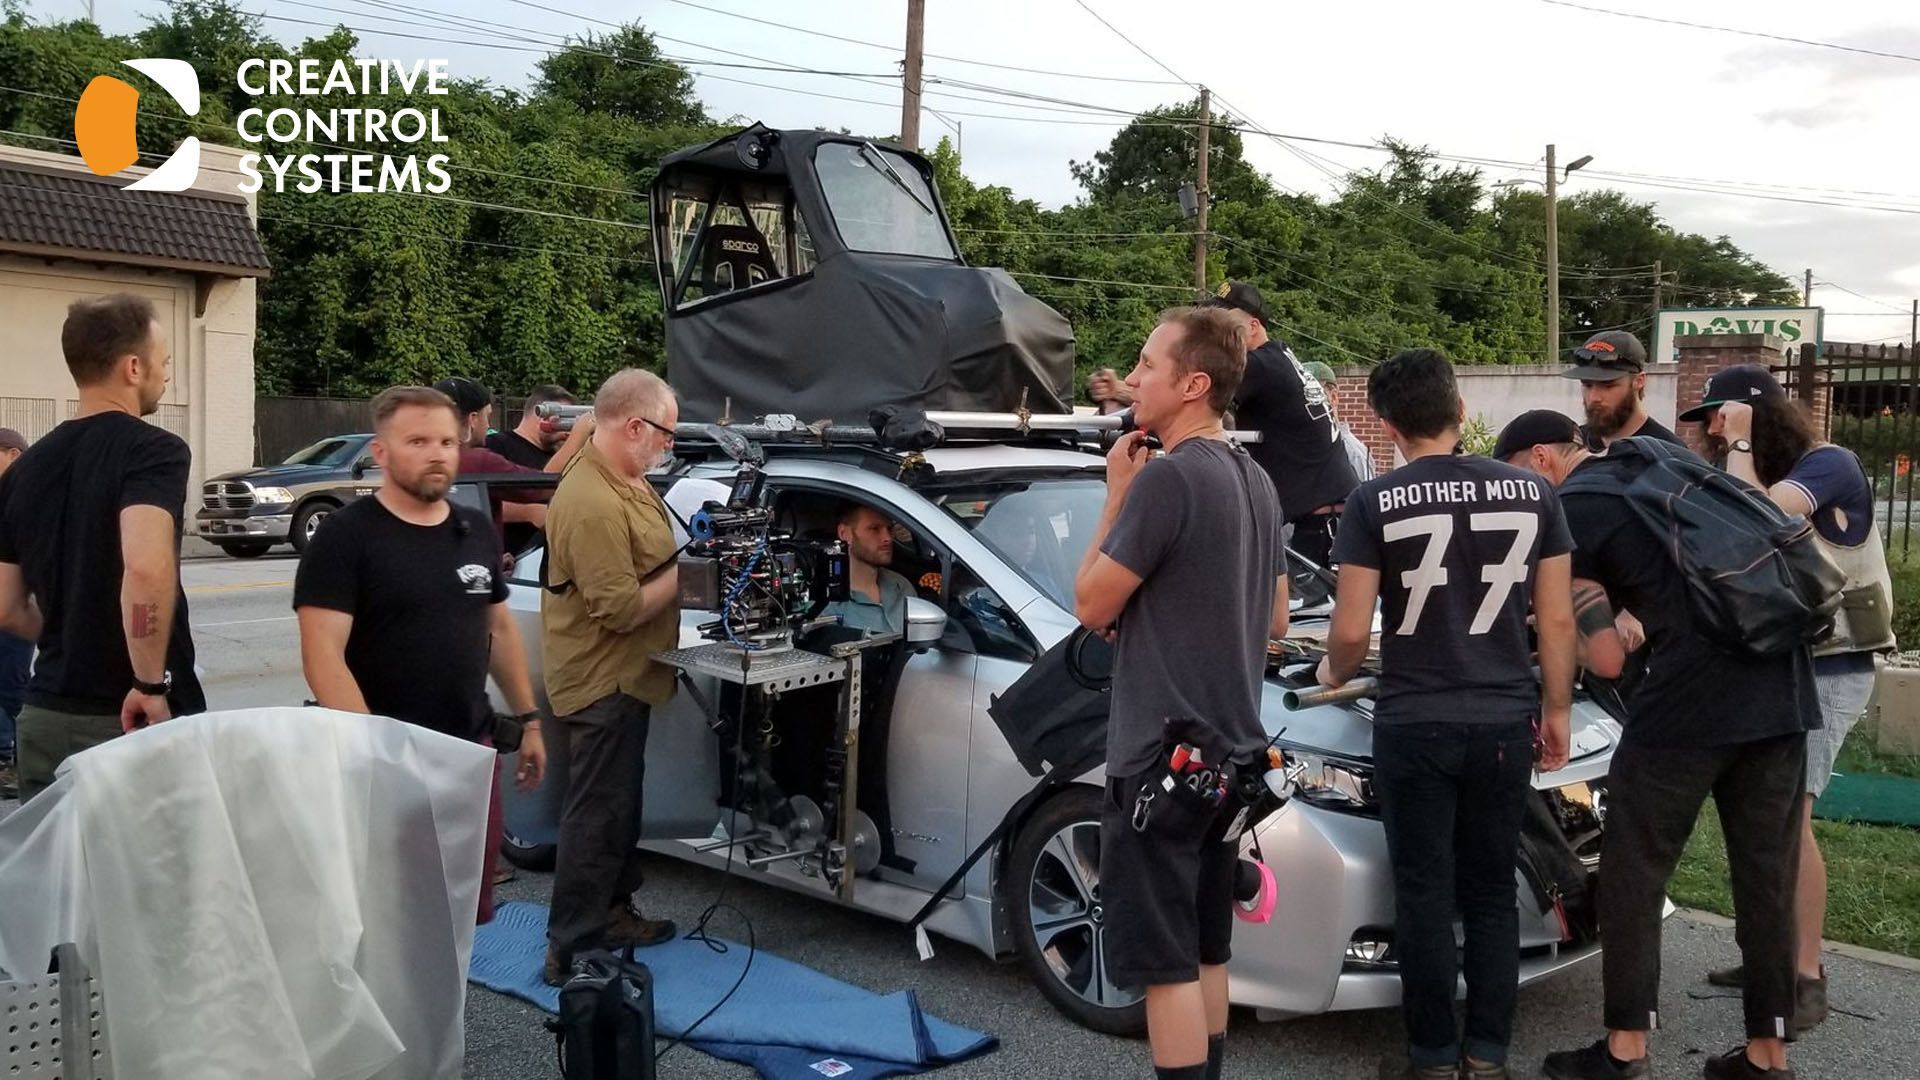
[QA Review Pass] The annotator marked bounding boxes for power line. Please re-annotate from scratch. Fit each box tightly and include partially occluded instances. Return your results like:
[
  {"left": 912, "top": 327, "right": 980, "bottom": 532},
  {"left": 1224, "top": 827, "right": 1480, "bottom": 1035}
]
[
  {"left": 1538, "top": 1, "right": 1920, "bottom": 65},
  {"left": 1814, "top": 280, "right": 1913, "bottom": 314},
  {"left": 1069, "top": 0, "right": 1196, "bottom": 88}
]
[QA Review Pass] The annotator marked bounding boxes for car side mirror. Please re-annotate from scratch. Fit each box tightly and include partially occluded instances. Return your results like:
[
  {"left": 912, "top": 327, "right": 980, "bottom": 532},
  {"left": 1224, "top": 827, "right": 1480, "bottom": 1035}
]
[
  {"left": 350, "top": 455, "right": 375, "bottom": 479},
  {"left": 904, "top": 597, "right": 947, "bottom": 648}
]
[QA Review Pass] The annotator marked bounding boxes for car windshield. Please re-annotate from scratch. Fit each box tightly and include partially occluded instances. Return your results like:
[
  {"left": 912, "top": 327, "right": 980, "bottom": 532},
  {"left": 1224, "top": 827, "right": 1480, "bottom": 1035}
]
[
  {"left": 813, "top": 142, "right": 957, "bottom": 260},
  {"left": 282, "top": 437, "right": 361, "bottom": 467},
  {"left": 931, "top": 478, "right": 1106, "bottom": 610}
]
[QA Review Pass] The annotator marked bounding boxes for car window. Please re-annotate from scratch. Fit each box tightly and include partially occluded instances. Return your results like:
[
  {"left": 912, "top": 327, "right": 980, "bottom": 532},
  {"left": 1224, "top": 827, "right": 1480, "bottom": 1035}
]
[
  {"left": 508, "top": 545, "right": 543, "bottom": 587},
  {"left": 944, "top": 561, "right": 1036, "bottom": 662},
  {"left": 283, "top": 438, "right": 361, "bottom": 468},
  {"left": 812, "top": 142, "right": 956, "bottom": 260},
  {"left": 931, "top": 479, "right": 1105, "bottom": 611}
]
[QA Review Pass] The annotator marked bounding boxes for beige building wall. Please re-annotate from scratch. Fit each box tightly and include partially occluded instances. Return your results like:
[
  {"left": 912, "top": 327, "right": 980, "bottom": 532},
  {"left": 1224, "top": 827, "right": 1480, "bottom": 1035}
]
[{"left": 0, "top": 142, "right": 260, "bottom": 504}]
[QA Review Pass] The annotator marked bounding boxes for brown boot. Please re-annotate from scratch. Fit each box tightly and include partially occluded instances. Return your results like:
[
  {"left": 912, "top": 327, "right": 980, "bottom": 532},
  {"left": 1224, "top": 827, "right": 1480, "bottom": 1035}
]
[
  {"left": 542, "top": 948, "right": 570, "bottom": 988},
  {"left": 1792, "top": 969, "right": 1828, "bottom": 1037},
  {"left": 604, "top": 903, "right": 677, "bottom": 948}
]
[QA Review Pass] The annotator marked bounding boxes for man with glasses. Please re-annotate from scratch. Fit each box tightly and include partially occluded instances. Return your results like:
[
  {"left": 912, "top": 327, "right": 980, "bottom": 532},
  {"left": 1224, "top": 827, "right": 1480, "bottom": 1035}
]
[{"left": 540, "top": 368, "right": 683, "bottom": 985}]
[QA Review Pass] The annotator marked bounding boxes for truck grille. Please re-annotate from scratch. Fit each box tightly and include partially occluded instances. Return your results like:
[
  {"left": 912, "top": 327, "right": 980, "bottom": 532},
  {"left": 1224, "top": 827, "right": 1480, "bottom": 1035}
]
[{"left": 202, "top": 481, "right": 255, "bottom": 511}]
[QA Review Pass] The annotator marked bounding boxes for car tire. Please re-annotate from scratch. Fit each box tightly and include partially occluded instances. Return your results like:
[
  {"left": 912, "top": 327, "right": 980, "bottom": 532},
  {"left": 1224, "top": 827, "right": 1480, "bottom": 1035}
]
[
  {"left": 220, "top": 542, "right": 272, "bottom": 559},
  {"left": 290, "top": 501, "right": 337, "bottom": 554},
  {"left": 500, "top": 828, "right": 557, "bottom": 872},
  {"left": 1006, "top": 785, "right": 1147, "bottom": 1037}
]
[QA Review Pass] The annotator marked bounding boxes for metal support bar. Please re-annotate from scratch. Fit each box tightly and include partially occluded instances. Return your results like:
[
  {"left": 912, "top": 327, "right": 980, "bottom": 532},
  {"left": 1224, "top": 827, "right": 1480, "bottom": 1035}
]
[{"left": 693, "top": 830, "right": 770, "bottom": 854}]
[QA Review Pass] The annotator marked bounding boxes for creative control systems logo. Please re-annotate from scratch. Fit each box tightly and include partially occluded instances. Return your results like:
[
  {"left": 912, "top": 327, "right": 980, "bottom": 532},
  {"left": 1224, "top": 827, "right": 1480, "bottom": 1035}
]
[{"left": 74, "top": 59, "right": 203, "bottom": 192}]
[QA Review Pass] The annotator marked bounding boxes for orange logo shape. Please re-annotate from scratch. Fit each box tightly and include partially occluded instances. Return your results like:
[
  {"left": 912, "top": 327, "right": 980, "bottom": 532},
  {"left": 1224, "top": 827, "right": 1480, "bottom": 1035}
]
[
  {"left": 73, "top": 59, "right": 202, "bottom": 192},
  {"left": 1584, "top": 340, "right": 1615, "bottom": 353}
]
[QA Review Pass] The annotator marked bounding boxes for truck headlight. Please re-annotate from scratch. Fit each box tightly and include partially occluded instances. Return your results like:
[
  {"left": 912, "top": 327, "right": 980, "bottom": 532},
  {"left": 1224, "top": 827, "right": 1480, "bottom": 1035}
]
[
  {"left": 1283, "top": 750, "right": 1379, "bottom": 814},
  {"left": 252, "top": 487, "right": 295, "bottom": 505}
]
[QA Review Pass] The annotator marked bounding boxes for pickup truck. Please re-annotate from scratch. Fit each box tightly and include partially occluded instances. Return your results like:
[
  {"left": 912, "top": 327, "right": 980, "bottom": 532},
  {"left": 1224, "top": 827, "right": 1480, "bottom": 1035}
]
[{"left": 195, "top": 434, "right": 377, "bottom": 558}]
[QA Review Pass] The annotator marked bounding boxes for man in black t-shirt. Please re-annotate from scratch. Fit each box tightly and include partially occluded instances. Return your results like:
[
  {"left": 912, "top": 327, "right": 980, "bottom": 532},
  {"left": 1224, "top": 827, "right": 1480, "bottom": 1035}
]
[
  {"left": 1499, "top": 410, "right": 1814, "bottom": 1080},
  {"left": 1201, "top": 282, "right": 1359, "bottom": 568},
  {"left": 1319, "top": 351, "right": 1578, "bottom": 1080},
  {"left": 1076, "top": 306, "right": 1287, "bottom": 1080},
  {"left": 486, "top": 384, "right": 575, "bottom": 469},
  {"left": 295, "top": 385, "right": 547, "bottom": 924},
  {"left": 0, "top": 295, "right": 204, "bottom": 803},
  {"left": 1562, "top": 331, "right": 1686, "bottom": 452}
]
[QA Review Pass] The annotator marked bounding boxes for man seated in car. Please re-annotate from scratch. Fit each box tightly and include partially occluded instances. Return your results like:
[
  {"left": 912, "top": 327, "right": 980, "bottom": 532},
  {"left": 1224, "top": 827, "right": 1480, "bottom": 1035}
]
[{"left": 823, "top": 502, "right": 915, "bottom": 635}]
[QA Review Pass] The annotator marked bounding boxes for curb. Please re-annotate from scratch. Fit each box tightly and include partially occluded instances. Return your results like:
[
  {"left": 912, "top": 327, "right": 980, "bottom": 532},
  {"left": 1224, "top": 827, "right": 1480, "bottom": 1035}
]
[{"left": 1676, "top": 908, "right": 1920, "bottom": 974}]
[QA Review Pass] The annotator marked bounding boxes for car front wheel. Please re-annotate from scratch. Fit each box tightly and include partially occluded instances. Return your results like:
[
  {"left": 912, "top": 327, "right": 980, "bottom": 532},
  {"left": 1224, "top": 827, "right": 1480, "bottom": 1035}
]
[
  {"left": 291, "top": 501, "right": 336, "bottom": 554},
  {"left": 1007, "top": 785, "right": 1146, "bottom": 1037},
  {"left": 219, "top": 542, "right": 272, "bottom": 559},
  {"left": 500, "top": 827, "right": 556, "bottom": 872}
]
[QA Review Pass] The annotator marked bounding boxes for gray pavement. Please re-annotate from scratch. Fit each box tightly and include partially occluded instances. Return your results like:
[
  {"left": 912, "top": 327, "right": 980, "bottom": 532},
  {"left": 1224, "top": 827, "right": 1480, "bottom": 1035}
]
[{"left": 9, "top": 561, "right": 1920, "bottom": 1078}]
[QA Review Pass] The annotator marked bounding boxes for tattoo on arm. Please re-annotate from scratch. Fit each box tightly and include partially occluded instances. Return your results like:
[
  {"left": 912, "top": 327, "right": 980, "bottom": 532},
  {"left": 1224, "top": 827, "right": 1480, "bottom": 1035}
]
[
  {"left": 131, "top": 602, "right": 161, "bottom": 639},
  {"left": 1571, "top": 583, "right": 1615, "bottom": 637}
]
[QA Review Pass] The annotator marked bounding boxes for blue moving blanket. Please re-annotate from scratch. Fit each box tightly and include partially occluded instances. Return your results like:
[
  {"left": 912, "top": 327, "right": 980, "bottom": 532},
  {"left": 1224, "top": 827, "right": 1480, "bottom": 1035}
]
[{"left": 469, "top": 902, "right": 997, "bottom": 1079}]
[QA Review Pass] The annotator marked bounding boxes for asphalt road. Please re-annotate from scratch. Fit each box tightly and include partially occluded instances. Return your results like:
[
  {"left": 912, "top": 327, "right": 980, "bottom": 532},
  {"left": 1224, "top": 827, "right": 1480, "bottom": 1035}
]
[{"left": 12, "top": 553, "right": 1920, "bottom": 1078}]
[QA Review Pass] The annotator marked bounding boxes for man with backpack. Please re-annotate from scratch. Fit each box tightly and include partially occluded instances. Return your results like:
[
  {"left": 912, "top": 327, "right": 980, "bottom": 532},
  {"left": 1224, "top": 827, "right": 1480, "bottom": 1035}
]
[
  {"left": 1683, "top": 365, "right": 1897, "bottom": 1034},
  {"left": 1497, "top": 410, "right": 1821, "bottom": 1080}
]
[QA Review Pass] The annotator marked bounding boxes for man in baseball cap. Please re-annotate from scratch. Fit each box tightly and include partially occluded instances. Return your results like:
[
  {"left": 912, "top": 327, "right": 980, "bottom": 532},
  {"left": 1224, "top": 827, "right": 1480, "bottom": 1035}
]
[
  {"left": 1197, "top": 280, "right": 1359, "bottom": 567},
  {"left": 1562, "top": 331, "right": 1687, "bottom": 452}
]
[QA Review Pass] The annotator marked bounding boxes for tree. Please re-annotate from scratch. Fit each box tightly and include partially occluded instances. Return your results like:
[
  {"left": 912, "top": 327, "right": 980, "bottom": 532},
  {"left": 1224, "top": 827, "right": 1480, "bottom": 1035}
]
[{"left": 533, "top": 26, "right": 703, "bottom": 129}]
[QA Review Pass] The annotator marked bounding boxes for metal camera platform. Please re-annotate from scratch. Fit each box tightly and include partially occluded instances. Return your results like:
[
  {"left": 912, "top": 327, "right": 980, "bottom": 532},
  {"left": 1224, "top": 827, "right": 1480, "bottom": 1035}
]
[
  {"left": 655, "top": 630, "right": 900, "bottom": 901},
  {"left": 0, "top": 944, "right": 112, "bottom": 1079}
]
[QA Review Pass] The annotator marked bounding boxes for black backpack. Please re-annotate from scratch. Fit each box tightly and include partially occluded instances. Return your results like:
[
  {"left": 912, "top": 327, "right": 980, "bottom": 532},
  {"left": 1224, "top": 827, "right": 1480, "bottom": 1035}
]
[
  {"left": 1560, "top": 436, "right": 1844, "bottom": 658},
  {"left": 546, "top": 950, "right": 656, "bottom": 1080}
]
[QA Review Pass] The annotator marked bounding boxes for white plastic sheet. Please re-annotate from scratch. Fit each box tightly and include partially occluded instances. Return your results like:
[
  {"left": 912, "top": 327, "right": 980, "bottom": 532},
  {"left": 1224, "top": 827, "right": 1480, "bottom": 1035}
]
[{"left": 0, "top": 708, "right": 494, "bottom": 1080}]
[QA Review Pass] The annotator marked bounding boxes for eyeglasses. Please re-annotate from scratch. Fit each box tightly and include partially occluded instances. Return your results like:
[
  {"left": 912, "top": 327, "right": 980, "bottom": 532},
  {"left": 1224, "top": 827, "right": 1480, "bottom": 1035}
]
[{"left": 637, "top": 416, "right": 675, "bottom": 440}]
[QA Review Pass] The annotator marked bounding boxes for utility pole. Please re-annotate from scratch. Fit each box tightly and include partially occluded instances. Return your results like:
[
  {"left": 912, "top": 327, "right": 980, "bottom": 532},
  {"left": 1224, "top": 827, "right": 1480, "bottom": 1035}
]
[
  {"left": 899, "top": 0, "right": 925, "bottom": 150},
  {"left": 1805, "top": 268, "right": 1814, "bottom": 307},
  {"left": 1651, "top": 258, "right": 1663, "bottom": 326},
  {"left": 1911, "top": 298, "right": 1917, "bottom": 352},
  {"left": 1193, "top": 86, "right": 1211, "bottom": 293},
  {"left": 1545, "top": 143, "right": 1559, "bottom": 365}
]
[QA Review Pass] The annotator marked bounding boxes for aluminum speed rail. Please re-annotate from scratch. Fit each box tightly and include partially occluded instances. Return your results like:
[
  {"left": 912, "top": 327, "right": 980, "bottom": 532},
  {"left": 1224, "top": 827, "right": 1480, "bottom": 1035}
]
[{"left": 535, "top": 403, "right": 1263, "bottom": 444}]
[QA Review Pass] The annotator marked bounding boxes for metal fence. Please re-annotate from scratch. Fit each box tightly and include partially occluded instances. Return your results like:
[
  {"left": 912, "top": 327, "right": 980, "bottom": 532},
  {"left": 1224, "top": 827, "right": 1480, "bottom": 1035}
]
[{"left": 1775, "top": 341, "right": 1920, "bottom": 554}]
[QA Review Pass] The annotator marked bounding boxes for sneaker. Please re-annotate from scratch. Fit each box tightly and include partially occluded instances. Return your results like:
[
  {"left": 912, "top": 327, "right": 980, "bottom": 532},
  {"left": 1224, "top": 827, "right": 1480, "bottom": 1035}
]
[
  {"left": 1461, "top": 1058, "right": 1508, "bottom": 1079},
  {"left": 1701, "top": 1046, "right": 1794, "bottom": 1080},
  {"left": 1706, "top": 963, "right": 1746, "bottom": 988},
  {"left": 1377, "top": 1057, "right": 1455, "bottom": 1079},
  {"left": 1541, "top": 1040, "right": 1652, "bottom": 1080},
  {"left": 541, "top": 948, "right": 570, "bottom": 988},
  {"left": 604, "top": 903, "right": 677, "bottom": 948},
  {"left": 1792, "top": 970, "right": 1828, "bottom": 1037}
]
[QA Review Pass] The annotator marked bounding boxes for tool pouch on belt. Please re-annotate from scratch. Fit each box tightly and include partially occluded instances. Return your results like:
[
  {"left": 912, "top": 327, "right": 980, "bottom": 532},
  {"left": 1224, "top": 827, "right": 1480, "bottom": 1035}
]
[
  {"left": 546, "top": 950, "right": 657, "bottom": 1080},
  {"left": 1131, "top": 717, "right": 1278, "bottom": 841}
]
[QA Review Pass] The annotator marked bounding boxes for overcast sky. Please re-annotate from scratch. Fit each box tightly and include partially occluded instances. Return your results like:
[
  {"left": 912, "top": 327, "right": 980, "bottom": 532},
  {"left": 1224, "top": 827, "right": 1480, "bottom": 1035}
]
[{"left": 56, "top": 0, "right": 1920, "bottom": 347}]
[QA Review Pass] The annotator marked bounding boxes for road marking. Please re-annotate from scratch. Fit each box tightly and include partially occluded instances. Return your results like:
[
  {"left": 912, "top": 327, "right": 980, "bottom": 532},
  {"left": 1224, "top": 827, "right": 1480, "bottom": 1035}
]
[
  {"left": 196, "top": 615, "right": 296, "bottom": 628},
  {"left": 185, "top": 581, "right": 290, "bottom": 595}
]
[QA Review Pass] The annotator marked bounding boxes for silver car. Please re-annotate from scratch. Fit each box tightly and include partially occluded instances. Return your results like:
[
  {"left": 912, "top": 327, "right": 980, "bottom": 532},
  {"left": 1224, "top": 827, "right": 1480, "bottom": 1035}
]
[{"left": 492, "top": 443, "right": 1619, "bottom": 1035}]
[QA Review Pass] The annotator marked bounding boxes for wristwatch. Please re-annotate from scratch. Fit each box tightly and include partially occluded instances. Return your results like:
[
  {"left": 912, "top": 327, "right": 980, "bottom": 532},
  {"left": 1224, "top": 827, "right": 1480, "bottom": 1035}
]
[
  {"left": 1729, "top": 438, "right": 1754, "bottom": 454},
  {"left": 131, "top": 670, "right": 172, "bottom": 696}
]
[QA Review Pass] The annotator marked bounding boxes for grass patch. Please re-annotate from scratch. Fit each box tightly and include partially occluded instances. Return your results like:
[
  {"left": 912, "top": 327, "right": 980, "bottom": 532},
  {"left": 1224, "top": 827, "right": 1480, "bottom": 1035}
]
[
  {"left": 1669, "top": 799, "right": 1920, "bottom": 959},
  {"left": 1837, "top": 723, "right": 1920, "bottom": 781}
]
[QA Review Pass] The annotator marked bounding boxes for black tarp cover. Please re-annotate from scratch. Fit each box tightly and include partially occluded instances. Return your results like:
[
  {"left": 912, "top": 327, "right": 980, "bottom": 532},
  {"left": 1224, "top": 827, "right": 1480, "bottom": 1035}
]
[{"left": 655, "top": 126, "right": 1075, "bottom": 423}]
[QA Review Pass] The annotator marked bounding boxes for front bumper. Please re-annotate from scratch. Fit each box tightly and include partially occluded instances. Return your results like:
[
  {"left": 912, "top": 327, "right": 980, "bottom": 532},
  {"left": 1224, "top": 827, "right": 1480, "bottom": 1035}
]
[
  {"left": 195, "top": 511, "right": 293, "bottom": 542},
  {"left": 1226, "top": 800, "right": 1603, "bottom": 1019}
]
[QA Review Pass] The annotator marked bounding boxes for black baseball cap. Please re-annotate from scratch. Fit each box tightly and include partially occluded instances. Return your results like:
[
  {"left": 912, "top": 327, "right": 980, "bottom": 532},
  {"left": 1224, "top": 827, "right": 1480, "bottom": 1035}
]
[
  {"left": 1562, "top": 330, "right": 1649, "bottom": 382},
  {"left": 1200, "top": 280, "right": 1272, "bottom": 323},
  {"left": 433, "top": 376, "right": 492, "bottom": 416},
  {"left": 1678, "top": 363, "right": 1787, "bottom": 422},
  {"left": 1490, "top": 409, "right": 1584, "bottom": 462}
]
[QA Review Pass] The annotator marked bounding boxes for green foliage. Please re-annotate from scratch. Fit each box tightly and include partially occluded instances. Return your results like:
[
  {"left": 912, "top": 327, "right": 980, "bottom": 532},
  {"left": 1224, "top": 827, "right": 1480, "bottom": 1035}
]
[
  {"left": 0, "top": 2, "right": 1804, "bottom": 407},
  {"left": 1458, "top": 414, "right": 1496, "bottom": 457}
]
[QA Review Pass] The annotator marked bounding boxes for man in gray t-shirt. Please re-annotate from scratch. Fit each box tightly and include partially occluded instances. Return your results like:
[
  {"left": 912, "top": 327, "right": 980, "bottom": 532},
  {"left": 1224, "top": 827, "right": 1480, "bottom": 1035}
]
[{"left": 1074, "top": 306, "right": 1288, "bottom": 1080}]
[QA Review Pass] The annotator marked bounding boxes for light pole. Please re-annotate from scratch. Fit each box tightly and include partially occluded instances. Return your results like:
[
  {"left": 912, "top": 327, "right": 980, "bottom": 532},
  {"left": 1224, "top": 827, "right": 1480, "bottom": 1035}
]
[{"left": 1498, "top": 148, "right": 1593, "bottom": 363}]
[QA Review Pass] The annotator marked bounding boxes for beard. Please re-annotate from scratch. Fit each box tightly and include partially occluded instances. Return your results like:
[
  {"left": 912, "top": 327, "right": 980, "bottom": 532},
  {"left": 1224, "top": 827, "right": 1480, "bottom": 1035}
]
[
  {"left": 1584, "top": 395, "right": 1637, "bottom": 438},
  {"left": 396, "top": 467, "right": 452, "bottom": 503}
]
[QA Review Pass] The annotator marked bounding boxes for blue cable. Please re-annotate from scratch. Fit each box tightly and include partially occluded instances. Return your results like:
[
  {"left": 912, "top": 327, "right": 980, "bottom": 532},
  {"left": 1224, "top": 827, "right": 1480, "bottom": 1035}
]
[{"left": 721, "top": 537, "right": 771, "bottom": 651}]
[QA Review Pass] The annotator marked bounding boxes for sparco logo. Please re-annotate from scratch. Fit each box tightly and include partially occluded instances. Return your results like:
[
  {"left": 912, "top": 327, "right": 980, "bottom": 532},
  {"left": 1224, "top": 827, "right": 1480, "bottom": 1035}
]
[{"left": 719, "top": 239, "right": 761, "bottom": 254}]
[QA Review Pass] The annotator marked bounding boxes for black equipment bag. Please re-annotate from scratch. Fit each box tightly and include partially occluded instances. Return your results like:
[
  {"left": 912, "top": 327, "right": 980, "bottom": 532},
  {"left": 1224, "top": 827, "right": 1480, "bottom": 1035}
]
[
  {"left": 1559, "top": 436, "right": 1844, "bottom": 657},
  {"left": 547, "top": 950, "right": 656, "bottom": 1080}
]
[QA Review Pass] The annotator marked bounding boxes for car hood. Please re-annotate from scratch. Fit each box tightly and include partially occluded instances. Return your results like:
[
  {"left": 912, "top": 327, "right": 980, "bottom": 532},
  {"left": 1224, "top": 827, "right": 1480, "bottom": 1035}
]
[
  {"left": 209, "top": 464, "right": 336, "bottom": 484},
  {"left": 1260, "top": 681, "right": 1618, "bottom": 765}
]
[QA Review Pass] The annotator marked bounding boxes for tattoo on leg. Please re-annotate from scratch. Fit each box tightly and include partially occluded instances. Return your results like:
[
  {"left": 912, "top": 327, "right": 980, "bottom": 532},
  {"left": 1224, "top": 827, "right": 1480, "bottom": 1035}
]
[
  {"left": 1572, "top": 583, "right": 1616, "bottom": 637},
  {"left": 131, "top": 602, "right": 160, "bottom": 639}
]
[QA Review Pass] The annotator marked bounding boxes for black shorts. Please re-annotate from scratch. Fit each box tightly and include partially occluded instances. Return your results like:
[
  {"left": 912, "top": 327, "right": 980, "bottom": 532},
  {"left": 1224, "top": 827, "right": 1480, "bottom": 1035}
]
[{"left": 1099, "top": 769, "right": 1244, "bottom": 989}]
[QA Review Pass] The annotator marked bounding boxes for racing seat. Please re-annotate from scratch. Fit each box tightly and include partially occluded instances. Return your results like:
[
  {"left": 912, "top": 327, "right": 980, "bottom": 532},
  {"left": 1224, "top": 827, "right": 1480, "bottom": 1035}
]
[{"left": 699, "top": 222, "right": 782, "bottom": 296}]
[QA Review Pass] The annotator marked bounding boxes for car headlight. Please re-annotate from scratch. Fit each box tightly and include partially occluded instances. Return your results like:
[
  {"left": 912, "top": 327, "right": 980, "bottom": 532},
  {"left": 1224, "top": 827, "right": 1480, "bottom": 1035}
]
[
  {"left": 252, "top": 487, "right": 295, "bottom": 505},
  {"left": 1282, "top": 749, "right": 1379, "bottom": 814}
]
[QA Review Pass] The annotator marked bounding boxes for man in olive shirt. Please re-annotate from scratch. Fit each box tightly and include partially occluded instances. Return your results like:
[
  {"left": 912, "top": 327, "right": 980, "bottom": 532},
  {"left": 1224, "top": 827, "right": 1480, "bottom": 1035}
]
[{"left": 541, "top": 368, "right": 683, "bottom": 984}]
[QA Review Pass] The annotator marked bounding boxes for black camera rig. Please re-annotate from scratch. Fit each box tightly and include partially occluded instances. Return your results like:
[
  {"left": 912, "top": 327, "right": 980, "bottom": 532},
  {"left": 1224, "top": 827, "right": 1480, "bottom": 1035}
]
[{"left": 676, "top": 465, "right": 849, "bottom": 652}]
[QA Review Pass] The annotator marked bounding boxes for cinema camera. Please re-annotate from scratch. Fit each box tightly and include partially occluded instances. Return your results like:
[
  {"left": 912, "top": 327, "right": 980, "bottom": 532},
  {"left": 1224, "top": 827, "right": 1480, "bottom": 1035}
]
[{"left": 676, "top": 466, "right": 850, "bottom": 653}]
